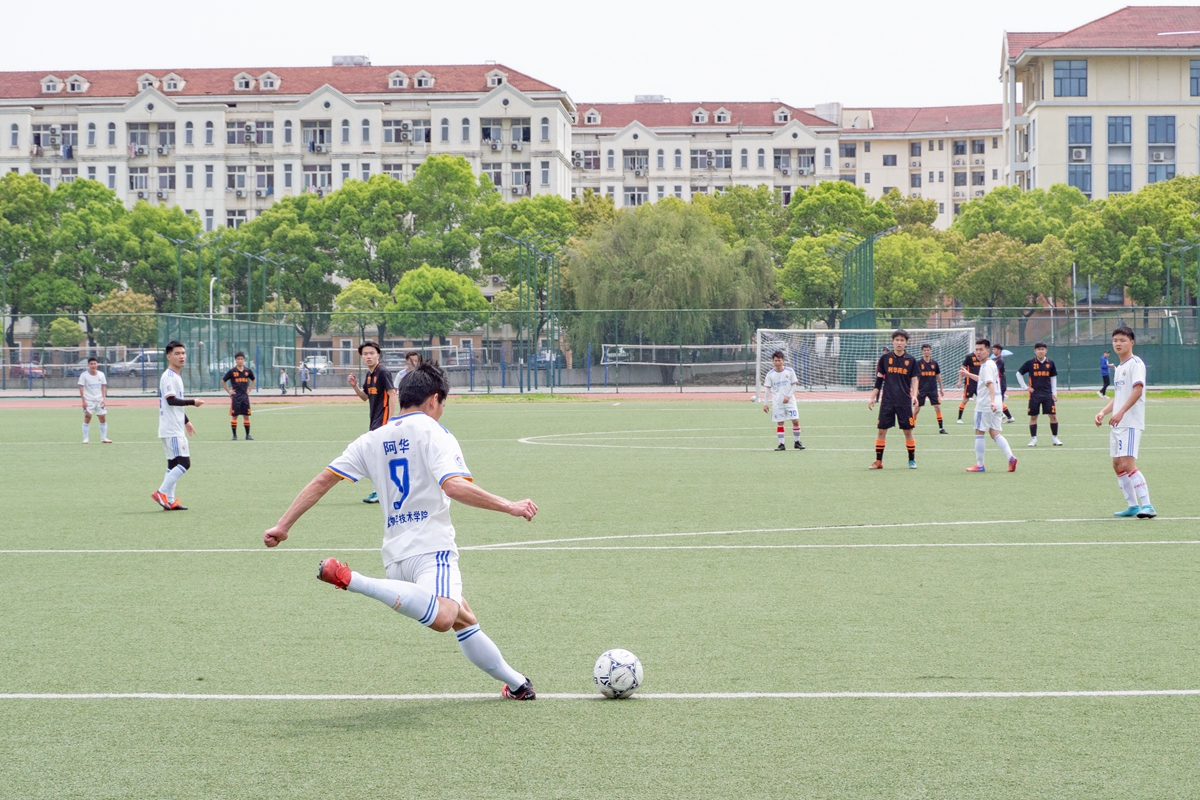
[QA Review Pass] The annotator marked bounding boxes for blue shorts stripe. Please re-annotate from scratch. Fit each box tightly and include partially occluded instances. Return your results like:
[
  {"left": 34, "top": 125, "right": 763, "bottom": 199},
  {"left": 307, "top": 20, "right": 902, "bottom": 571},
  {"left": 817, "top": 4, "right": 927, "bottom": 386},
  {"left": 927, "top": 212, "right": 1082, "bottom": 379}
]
[{"left": 418, "top": 594, "right": 437, "bottom": 626}]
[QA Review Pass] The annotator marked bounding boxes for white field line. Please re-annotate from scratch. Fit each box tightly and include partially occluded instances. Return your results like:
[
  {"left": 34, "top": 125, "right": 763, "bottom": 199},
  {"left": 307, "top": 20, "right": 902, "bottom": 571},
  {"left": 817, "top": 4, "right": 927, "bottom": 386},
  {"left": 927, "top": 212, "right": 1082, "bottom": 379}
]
[
  {"left": 2, "top": 690, "right": 1199, "bottom": 701},
  {"left": 483, "top": 541, "right": 1200, "bottom": 552}
]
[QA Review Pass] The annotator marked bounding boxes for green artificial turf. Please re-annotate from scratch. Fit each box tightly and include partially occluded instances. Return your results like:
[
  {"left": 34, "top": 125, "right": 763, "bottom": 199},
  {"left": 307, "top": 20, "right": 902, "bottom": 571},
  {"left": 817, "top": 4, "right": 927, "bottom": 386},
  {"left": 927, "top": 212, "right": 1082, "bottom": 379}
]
[{"left": 1, "top": 397, "right": 1198, "bottom": 798}]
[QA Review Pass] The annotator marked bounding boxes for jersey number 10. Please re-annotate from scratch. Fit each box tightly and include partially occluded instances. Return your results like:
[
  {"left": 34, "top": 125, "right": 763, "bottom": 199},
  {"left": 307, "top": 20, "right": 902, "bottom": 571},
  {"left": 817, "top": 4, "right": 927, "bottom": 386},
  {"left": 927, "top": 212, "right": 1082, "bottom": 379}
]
[{"left": 388, "top": 458, "right": 410, "bottom": 511}]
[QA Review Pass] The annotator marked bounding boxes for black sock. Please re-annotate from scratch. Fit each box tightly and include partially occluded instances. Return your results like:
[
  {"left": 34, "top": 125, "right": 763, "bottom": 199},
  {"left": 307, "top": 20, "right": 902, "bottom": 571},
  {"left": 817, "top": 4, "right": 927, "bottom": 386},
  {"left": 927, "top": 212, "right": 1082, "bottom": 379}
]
[
  {"left": 906, "top": 443, "right": 915, "bottom": 461},
  {"left": 1050, "top": 422, "right": 1058, "bottom": 437},
  {"left": 1030, "top": 424, "right": 1038, "bottom": 438}
]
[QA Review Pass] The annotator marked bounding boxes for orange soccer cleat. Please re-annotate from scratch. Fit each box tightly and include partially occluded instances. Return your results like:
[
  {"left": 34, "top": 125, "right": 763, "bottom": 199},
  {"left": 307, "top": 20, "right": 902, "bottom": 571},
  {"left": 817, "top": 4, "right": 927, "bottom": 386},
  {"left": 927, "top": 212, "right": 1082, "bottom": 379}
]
[
  {"left": 151, "top": 491, "right": 170, "bottom": 510},
  {"left": 317, "top": 558, "right": 352, "bottom": 590}
]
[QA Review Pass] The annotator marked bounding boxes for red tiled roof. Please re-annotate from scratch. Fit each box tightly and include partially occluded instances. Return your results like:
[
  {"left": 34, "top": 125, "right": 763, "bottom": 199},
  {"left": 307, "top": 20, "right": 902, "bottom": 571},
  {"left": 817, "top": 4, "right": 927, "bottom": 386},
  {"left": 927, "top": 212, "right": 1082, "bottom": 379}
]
[
  {"left": 1006, "top": 32, "right": 1062, "bottom": 60},
  {"left": 1012, "top": 6, "right": 1200, "bottom": 55},
  {"left": 841, "top": 105, "right": 1004, "bottom": 134},
  {"left": 573, "top": 101, "right": 835, "bottom": 129},
  {"left": 0, "top": 64, "right": 559, "bottom": 100}
]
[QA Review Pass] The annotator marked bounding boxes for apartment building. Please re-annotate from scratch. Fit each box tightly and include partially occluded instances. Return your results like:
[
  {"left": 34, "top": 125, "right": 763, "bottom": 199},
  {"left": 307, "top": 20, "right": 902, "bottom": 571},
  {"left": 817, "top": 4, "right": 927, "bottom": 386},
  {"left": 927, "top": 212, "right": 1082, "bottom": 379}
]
[
  {"left": 838, "top": 105, "right": 1004, "bottom": 227},
  {"left": 0, "top": 60, "right": 575, "bottom": 228},
  {"left": 1003, "top": 6, "right": 1200, "bottom": 199}
]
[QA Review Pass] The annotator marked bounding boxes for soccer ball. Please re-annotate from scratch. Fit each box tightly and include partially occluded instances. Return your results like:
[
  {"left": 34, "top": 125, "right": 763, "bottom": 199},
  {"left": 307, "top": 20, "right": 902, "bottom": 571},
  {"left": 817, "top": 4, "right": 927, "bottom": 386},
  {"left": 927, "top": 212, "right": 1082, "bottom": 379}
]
[{"left": 593, "top": 648, "right": 643, "bottom": 699}]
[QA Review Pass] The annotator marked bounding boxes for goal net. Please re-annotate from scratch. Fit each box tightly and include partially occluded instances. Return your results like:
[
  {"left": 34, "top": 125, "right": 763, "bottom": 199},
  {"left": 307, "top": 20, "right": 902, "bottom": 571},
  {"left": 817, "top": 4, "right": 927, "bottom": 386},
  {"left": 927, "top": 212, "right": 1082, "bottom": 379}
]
[{"left": 754, "top": 327, "right": 975, "bottom": 397}]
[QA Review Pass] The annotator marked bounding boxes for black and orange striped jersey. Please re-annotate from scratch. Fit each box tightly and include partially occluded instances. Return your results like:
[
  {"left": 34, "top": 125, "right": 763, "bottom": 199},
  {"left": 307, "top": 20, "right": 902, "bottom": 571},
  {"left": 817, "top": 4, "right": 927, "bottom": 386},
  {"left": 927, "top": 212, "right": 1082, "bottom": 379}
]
[
  {"left": 916, "top": 358, "right": 940, "bottom": 395},
  {"left": 222, "top": 367, "right": 255, "bottom": 396},
  {"left": 364, "top": 365, "right": 395, "bottom": 430},
  {"left": 875, "top": 351, "right": 918, "bottom": 406}
]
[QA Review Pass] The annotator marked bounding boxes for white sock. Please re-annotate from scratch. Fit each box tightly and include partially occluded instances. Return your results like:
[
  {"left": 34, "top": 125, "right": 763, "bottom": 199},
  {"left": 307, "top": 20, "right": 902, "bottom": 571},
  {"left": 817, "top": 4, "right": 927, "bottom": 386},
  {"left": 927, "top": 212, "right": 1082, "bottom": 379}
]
[
  {"left": 974, "top": 435, "right": 986, "bottom": 466},
  {"left": 792, "top": 427, "right": 801, "bottom": 441},
  {"left": 159, "top": 465, "right": 186, "bottom": 501},
  {"left": 82, "top": 422, "right": 89, "bottom": 440},
  {"left": 455, "top": 624, "right": 525, "bottom": 690},
  {"left": 347, "top": 571, "right": 440, "bottom": 626},
  {"left": 994, "top": 434, "right": 1014, "bottom": 460},
  {"left": 1116, "top": 472, "right": 1138, "bottom": 506},
  {"left": 99, "top": 423, "right": 108, "bottom": 439},
  {"left": 776, "top": 427, "right": 784, "bottom": 445},
  {"left": 1128, "top": 470, "right": 1151, "bottom": 506}
]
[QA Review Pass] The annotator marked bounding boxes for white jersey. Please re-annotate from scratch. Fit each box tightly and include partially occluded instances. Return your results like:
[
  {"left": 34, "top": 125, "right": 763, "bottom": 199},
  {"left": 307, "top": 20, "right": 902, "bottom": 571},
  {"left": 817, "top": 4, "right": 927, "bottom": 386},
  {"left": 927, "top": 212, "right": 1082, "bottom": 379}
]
[
  {"left": 974, "top": 359, "right": 1000, "bottom": 412},
  {"left": 763, "top": 367, "right": 798, "bottom": 407},
  {"left": 77, "top": 370, "right": 107, "bottom": 402},
  {"left": 326, "top": 411, "right": 472, "bottom": 566},
  {"left": 1112, "top": 355, "right": 1147, "bottom": 430},
  {"left": 158, "top": 369, "right": 188, "bottom": 438}
]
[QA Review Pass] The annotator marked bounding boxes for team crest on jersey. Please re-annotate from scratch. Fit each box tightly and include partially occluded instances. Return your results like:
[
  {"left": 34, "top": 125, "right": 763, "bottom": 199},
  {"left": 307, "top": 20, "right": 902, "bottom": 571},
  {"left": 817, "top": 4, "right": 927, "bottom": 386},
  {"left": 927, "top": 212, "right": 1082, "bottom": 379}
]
[{"left": 455, "top": 455, "right": 464, "bottom": 467}]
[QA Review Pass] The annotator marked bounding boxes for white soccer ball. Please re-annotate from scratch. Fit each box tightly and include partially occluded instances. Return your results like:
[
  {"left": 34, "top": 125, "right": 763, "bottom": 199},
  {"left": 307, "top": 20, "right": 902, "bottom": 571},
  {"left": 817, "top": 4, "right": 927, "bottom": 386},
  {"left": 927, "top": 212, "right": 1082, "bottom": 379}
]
[{"left": 593, "top": 648, "right": 643, "bottom": 699}]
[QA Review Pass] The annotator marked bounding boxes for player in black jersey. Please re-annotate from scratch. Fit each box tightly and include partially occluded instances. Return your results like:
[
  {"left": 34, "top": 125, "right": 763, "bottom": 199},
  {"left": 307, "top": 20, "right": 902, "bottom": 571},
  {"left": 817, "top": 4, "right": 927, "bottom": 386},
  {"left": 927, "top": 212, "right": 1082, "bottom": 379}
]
[
  {"left": 868, "top": 330, "right": 920, "bottom": 469},
  {"left": 956, "top": 350, "right": 981, "bottom": 423},
  {"left": 991, "top": 344, "right": 1015, "bottom": 423},
  {"left": 348, "top": 340, "right": 397, "bottom": 503},
  {"left": 1017, "top": 342, "right": 1061, "bottom": 446},
  {"left": 221, "top": 352, "right": 256, "bottom": 440},
  {"left": 913, "top": 343, "right": 948, "bottom": 433}
]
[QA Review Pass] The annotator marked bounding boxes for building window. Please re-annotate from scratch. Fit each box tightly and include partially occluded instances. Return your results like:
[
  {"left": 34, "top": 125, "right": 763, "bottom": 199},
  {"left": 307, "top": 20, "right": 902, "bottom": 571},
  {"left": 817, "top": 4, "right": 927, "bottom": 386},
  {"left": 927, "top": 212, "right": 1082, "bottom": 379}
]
[
  {"left": 623, "top": 150, "right": 649, "bottom": 171},
  {"left": 673, "top": 185, "right": 682, "bottom": 198},
  {"left": 863, "top": 172, "right": 870, "bottom": 184},
  {"left": 910, "top": 142, "right": 921, "bottom": 157},
  {"left": 481, "top": 162, "right": 502, "bottom": 188},
  {"left": 488, "top": 73, "right": 504, "bottom": 88},
  {"left": 411, "top": 120, "right": 431, "bottom": 143},
  {"left": 383, "top": 163, "right": 403, "bottom": 181},
  {"left": 158, "top": 166, "right": 176, "bottom": 190},
  {"left": 971, "top": 139, "right": 985, "bottom": 155},
  {"left": 585, "top": 112, "right": 599, "bottom": 124},
  {"left": 972, "top": 171, "right": 985, "bottom": 186},
  {"left": 1067, "top": 116, "right": 1091, "bottom": 145},
  {"left": 952, "top": 140, "right": 967, "bottom": 155},
  {"left": 1148, "top": 164, "right": 1176, "bottom": 184},
  {"left": 179, "top": 121, "right": 190, "bottom": 146},
  {"left": 227, "top": 166, "right": 247, "bottom": 190},
  {"left": 512, "top": 162, "right": 531, "bottom": 191},
  {"left": 128, "top": 167, "right": 148, "bottom": 191},
  {"left": 415, "top": 75, "right": 432, "bottom": 89},
  {"left": 204, "top": 121, "right": 214, "bottom": 145},
  {"left": 1068, "top": 165, "right": 1091, "bottom": 195},
  {"left": 1192, "top": 60, "right": 1200, "bottom": 96},
  {"left": 938, "top": 171, "right": 944, "bottom": 182},
  {"left": 993, "top": 169, "right": 998, "bottom": 180},
  {"left": 773, "top": 150, "right": 791, "bottom": 170},
  {"left": 712, "top": 149, "right": 732, "bottom": 169},
  {"left": 440, "top": 118, "right": 450, "bottom": 143},
  {"left": 540, "top": 160, "right": 550, "bottom": 186},
  {"left": 480, "top": 117, "right": 503, "bottom": 142},
  {"left": 107, "top": 122, "right": 116, "bottom": 147},
  {"left": 758, "top": 148, "right": 766, "bottom": 169},
  {"left": 839, "top": 143, "right": 856, "bottom": 158},
  {"left": 227, "top": 210, "right": 247, "bottom": 228},
  {"left": 624, "top": 186, "right": 649, "bottom": 206},
  {"left": 910, "top": 173, "right": 921, "bottom": 188},
  {"left": 1108, "top": 164, "right": 1132, "bottom": 193},
  {"left": 302, "top": 164, "right": 333, "bottom": 189},
  {"left": 838, "top": 174, "right": 856, "bottom": 185},
  {"left": 656, "top": 149, "right": 664, "bottom": 169},
  {"left": 284, "top": 120, "right": 293, "bottom": 144},
  {"left": 863, "top": 142, "right": 871, "bottom": 153},
  {"left": 256, "top": 165, "right": 275, "bottom": 192},
  {"left": 690, "top": 149, "right": 710, "bottom": 169},
  {"left": 185, "top": 165, "right": 194, "bottom": 189},
  {"left": 83, "top": 122, "right": 95, "bottom": 147},
  {"left": 341, "top": 120, "right": 351, "bottom": 144},
  {"left": 993, "top": 137, "right": 999, "bottom": 149},
  {"left": 32, "top": 168, "right": 52, "bottom": 186},
  {"left": 204, "top": 164, "right": 214, "bottom": 189},
  {"left": 106, "top": 165, "right": 116, "bottom": 190},
  {"left": 127, "top": 123, "right": 149, "bottom": 147},
  {"left": 86, "top": 166, "right": 96, "bottom": 181},
  {"left": 261, "top": 77, "right": 275, "bottom": 90},
  {"left": 390, "top": 74, "right": 407, "bottom": 89},
  {"left": 235, "top": 77, "right": 252, "bottom": 91},
  {"left": 204, "top": 210, "right": 214, "bottom": 231},
  {"left": 674, "top": 149, "right": 682, "bottom": 169},
  {"left": 511, "top": 118, "right": 531, "bottom": 142},
  {"left": 824, "top": 148, "right": 831, "bottom": 168},
  {"left": 693, "top": 111, "right": 707, "bottom": 124},
  {"left": 607, "top": 150, "right": 615, "bottom": 170},
  {"left": 462, "top": 118, "right": 471, "bottom": 142},
  {"left": 656, "top": 185, "right": 665, "bottom": 199},
  {"left": 157, "top": 123, "right": 175, "bottom": 148},
  {"left": 579, "top": 151, "right": 600, "bottom": 170},
  {"left": 341, "top": 163, "right": 351, "bottom": 183},
  {"left": 303, "top": 120, "right": 334, "bottom": 145},
  {"left": 938, "top": 203, "right": 944, "bottom": 214},
  {"left": 882, "top": 154, "right": 897, "bottom": 166},
  {"left": 954, "top": 172, "right": 967, "bottom": 187},
  {"left": 226, "top": 122, "right": 240, "bottom": 146},
  {"left": 1148, "top": 116, "right": 1175, "bottom": 144},
  {"left": 740, "top": 149, "right": 748, "bottom": 168},
  {"left": 1053, "top": 60, "right": 1087, "bottom": 97},
  {"left": 929, "top": 171, "right": 934, "bottom": 182},
  {"left": 284, "top": 163, "right": 293, "bottom": 188},
  {"left": 540, "top": 117, "right": 550, "bottom": 141},
  {"left": 362, "top": 119, "right": 370, "bottom": 143}
]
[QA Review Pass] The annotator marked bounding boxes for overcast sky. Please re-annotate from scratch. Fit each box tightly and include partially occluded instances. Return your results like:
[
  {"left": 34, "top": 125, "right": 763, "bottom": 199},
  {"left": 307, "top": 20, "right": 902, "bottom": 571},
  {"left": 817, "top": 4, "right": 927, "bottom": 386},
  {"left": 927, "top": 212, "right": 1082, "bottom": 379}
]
[{"left": 0, "top": 0, "right": 1150, "bottom": 108}]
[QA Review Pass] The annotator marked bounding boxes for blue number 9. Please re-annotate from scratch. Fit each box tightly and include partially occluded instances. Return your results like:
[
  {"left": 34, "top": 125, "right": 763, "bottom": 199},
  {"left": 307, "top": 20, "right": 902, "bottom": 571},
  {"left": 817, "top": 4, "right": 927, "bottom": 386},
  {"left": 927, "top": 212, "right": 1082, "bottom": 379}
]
[{"left": 388, "top": 458, "right": 410, "bottom": 510}]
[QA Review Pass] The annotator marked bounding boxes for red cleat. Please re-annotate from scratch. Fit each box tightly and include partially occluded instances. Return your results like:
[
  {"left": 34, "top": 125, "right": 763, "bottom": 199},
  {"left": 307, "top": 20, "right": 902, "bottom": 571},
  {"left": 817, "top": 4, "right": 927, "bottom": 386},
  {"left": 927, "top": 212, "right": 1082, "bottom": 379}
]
[
  {"left": 869, "top": 460, "right": 883, "bottom": 470},
  {"left": 966, "top": 465, "right": 986, "bottom": 472},
  {"left": 501, "top": 677, "right": 536, "bottom": 700},
  {"left": 151, "top": 490, "right": 170, "bottom": 510},
  {"left": 317, "top": 558, "right": 352, "bottom": 590},
  {"left": 167, "top": 499, "right": 188, "bottom": 511},
  {"left": 1007, "top": 457, "right": 1018, "bottom": 473}
]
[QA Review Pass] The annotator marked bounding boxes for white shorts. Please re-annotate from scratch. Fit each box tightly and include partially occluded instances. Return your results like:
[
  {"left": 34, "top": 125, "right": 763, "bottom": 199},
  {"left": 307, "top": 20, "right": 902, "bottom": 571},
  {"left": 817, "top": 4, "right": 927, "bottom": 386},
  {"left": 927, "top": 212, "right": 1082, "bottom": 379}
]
[
  {"left": 386, "top": 550, "right": 463, "bottom": 603},
  {"left": 973, "top": 409, "right": 1004, "bottom": 432},
  {"left": 1110, "top": 427, "right": 1141, "bottom": 459},
  {"left": 84, "top": 400, "right": 106, "bottom": 416},
  {"left": 161, "top": 435, "right": 190, "bottom": 460},
  {"left": 771, "top": 403, "right": 800, "bottom": 423}
]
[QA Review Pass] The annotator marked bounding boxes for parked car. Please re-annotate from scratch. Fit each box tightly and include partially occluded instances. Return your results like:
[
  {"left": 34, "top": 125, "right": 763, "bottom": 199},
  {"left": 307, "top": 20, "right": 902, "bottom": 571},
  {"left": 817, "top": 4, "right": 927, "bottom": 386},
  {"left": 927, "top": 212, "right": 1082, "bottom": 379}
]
[
  {"left": 109, "top": 350, "right": 161, "bottom": 376},
  {"left": 302, "top": 355, "right": 332, "bottom": 374},
  {"left": 9, "top": 362, "right": 45, "bottom": 379},
  {"left": 65, "top": 356, "right": 112, "bottom": 377},
  {"left": 535, "top": 348, "right": 566, "bottom": 367}
]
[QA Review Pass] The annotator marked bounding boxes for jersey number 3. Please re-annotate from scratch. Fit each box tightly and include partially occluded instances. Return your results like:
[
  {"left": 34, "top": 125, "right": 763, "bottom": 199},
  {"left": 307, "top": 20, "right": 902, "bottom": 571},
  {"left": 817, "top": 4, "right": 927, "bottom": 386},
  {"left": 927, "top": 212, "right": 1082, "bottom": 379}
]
[{"left": 388, "top": 458, "right": 410, "bottom": 511}]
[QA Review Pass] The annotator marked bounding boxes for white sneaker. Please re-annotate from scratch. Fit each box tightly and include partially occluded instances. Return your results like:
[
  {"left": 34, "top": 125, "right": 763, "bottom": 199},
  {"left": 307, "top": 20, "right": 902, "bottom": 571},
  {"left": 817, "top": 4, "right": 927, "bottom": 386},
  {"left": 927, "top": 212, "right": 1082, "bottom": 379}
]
[
  {"left": 101, "top": 438, "right": 113, "bottom": 444},
  {"left": 956, "top": 419, "right": 964, "bottom": 425},
  {"left": 1052, "top": 437, "right": 1063, "bottom": 446},
  {"left": 82, "top": 439, "right": 89, "bottom": 444},
  {"left": 1028, "top": 437, "right": 1037, "bottom": 447},
  {"left": 1097, "top": 391, "right": 1104, "bottom": 397}
]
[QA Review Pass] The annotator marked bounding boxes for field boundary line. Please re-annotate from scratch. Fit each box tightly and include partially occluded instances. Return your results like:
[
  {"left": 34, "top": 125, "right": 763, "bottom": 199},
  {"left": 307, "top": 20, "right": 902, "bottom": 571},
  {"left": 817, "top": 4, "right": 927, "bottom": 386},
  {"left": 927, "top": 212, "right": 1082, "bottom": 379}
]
[{"left": 3, "top": 690, "right": 1199, "bottom": 701}]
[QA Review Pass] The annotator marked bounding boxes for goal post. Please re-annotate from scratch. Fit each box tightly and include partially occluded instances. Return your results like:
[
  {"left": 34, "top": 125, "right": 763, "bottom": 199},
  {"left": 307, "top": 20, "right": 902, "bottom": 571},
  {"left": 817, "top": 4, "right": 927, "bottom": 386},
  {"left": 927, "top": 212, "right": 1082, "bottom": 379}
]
[{"left": 754, "top": 327, "right": 976, "bottom": 397}]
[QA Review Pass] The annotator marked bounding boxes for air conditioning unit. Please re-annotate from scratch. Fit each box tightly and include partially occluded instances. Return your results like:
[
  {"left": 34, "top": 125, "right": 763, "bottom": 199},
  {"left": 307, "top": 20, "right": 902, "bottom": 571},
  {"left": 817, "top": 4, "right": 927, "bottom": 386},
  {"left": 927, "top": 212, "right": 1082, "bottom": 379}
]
[
  {"left": 49, "top": 135, "right": 61, "bottom": 146},
  {"left": 136, "top": 190, "right": 146, "bottom": 199},
  {"left": 399, "top": 131, "right": 410, "bottom": 141},
  {"left": 572, "top": 160, "right": 583, "bottom": 168},
  {"left": 256, "top": 189, "right": 266, "bottom": 197},
  {"left": 799, "top": 167, "right": 813, "bottom": 175},
  {"left": 315, "top": 144, "right": 329, "bottom": 153},
  {"left": 973, "top": 158, "right": 984, "bottom": 165},
  {"left": 781, "top": 168, "right": 790, "bottom": 176},
  {"left": 843, "top": 161, "right": 852, "bottom": 168},
  {"left": 50, "top": 125, "right": 60, "bottom": 135},
  {"left": 244, "top": 134, "right": 255, "bottom": 143},
  {"left": 158, "top": 145, "right": 170, "bottom": 154},
  {"left": 572, "top": 151, "right": 583, "bottom": 159},
  {"left": 634, "top": 169, "right": 645, "bottom": 177},
  {"left": 236, "top": 189, "right": 246, "bottom": 198},
  {"left": 911, "top": 160, "right": 920, "bottom": 168},
  {"left": 911, "top": 192, "right": 920, "bottom": 198},
  {"left": 510, "top": 186, "right": 523, "bottom": 194},
  {"left": 974, "top": 190, "right": 985, "bottom": 197},
  {"left": 157, "top": 191, "right": 167, "bottom": 199},
  {"left": 1153, "top": 152, "right": 1165, "bottom": 162},
  {"left": 400, "top": 121, "right": 411, "bottom": 130},
  {"left": 491, "top": 275, "right": 502, "bottom": 284},
  {"left": 490, "top": 141, "right": 502, "bottom": 151},
  {"left": 953, "top": 158, "right": 964, "bottom": 166},
  {"left": 1070, "top": 148, "right": 1087, "bottom": 162},
  {"left": 244, "top": 122, "right": 255, "bottom": 133},
  {"left": 511, "top": 142, "right": 521, "bottom": 151},
  {"left": 953, "top": 190, "right": 964, "bottom": 198},
  {"left": 136, "top": 146, "right": 148, "bottom": 156},
  {"left": 705, "top": 150, "right": 715, "bottom": 159}
]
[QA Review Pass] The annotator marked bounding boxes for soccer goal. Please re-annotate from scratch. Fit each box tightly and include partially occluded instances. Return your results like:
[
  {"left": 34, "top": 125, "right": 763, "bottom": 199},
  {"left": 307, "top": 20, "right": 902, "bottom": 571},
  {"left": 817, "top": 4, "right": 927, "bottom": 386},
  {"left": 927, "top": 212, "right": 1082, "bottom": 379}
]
[{"left": 754, "top": 327, "right": 976, "bottom": 397}]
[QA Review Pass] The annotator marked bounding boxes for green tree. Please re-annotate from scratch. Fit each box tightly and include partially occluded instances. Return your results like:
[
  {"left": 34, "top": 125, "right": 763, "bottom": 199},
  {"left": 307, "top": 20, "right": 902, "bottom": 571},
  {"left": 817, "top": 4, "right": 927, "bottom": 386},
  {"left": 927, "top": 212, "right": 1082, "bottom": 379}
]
[
  {"left": 47, "top": 316, "right": 85, "bottom": 347},
  {"left": 0, "top": 173, "right": 56, "bottom": 346},
  {"left": 477, "top": 194, "right": 577, "bottom": 285},
  {"left": 384, "top": 264, "right": 489, "bottom": 344},
  {"left": 124, "top": 202, "right": 202, "bottom": 312},
  {"left": 787, "top": 181, "right": 895, "bottom": 239},
  {"left": 880, "top": 188, "right": 938, "bottom": 231},
  {"left": 318, "top": 174, "right": 413, "bottom": 297},
  {"left": 569, "top": 188, "right": 616, "bottom": 239},
  {"left": 405, "top": 156, "right": 497, "bottom": 276},
  {"left": 331, "top": 279, "right": 389, "bottom": 340},
  {"left": 777, "top": 232, "right": 845, "bottom": 328},
  {"left": 954, "top": 184, "right": 1088, "bottom": 245},
  {"left": 89, "top": 290, "right": 157, "bottom": 346},
  {"left": 873, "top": 232, "right": 957, "bottom": 319},
  {"left": 693, "top": 185, "right": 792, "bottom": 266}
]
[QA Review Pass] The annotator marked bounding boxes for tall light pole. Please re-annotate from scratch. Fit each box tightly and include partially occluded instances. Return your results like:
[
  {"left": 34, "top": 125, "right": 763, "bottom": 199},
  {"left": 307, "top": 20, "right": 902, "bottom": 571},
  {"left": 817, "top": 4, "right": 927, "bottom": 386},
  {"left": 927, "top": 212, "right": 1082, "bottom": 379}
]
[
  {"left": 209, "top": 275, "right": 218, "bottom": 372},
  {"left": 1, "top": 258, "right": 25, "bottom": 391},
  {"left": 157, "top": 232, "right": 202, "bottom": 315}
]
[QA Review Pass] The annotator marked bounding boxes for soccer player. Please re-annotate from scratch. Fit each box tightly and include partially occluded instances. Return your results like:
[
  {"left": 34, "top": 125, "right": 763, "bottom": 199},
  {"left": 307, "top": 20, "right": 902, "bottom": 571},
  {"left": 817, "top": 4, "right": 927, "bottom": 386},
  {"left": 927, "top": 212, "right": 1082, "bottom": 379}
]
[
  {"left": 1016, "top": 342, "right": 1062, "bottom": 446},
  {"left": 1099, "top": 350, "right": 1111, "bottom": 397},
  {"left": 868, "top": 330, "right": 919, "bottom": 469},
  {"left": 397, "top": 350, "right": 423, "bottom": 382},
  {"left": 963, "top": 338, "right": 1017, "bottom": 473},
  {"left": 913, "top": 343, "right": 948, "bottom": 434},
  {"left": 263, "top": 363, "right": 539, "bottom": 700},
  {"left": 762, "top": 350, "right": 804, "bottom": 450},
  {"left": 151, "top": 341, "right": 204, "bottom": 511},
  {"left": 956, "top": 348, "right": 982, "bottom": 424},
  {"left": 348, "top": 340, "right": 397, "bottom": 504},
  {"left": 221, "top": 351, "right": 256, "bottom": 440},
  {"left": 1095, "top": 326, "right": 1155, "bottom": 518},
  {"left": 78, "top": 356, "right": 112, "bottom": 444},
  {"left": 991, "top": 344, "right": 1015, "bottom": 423}
]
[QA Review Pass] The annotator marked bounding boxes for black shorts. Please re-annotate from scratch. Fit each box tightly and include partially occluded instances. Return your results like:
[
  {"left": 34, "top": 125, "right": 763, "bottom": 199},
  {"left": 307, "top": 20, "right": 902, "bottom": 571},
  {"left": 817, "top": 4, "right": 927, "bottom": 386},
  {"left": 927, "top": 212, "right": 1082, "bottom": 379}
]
[
  {"left": 878, "top": 403, "right": 915, "bottom": 430},
  {"left": 962, "top": 382, "right": 977, "bottom": 398},
  {"left": 1028, "top": 395, "right": 1055, "bottom": 416},
  {"left": 230, "top": 395, "right": 251, "bottom": 416},
  {"left": 917, "top": 392, "right": 939, "bottom": 407}
]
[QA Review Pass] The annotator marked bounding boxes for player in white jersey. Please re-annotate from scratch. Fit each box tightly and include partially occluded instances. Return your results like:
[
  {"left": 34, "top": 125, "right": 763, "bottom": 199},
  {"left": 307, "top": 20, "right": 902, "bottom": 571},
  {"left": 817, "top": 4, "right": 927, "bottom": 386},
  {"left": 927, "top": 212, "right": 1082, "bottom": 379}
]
[
  {"left": 962, "top": 338, "right": 1017, "bottom": 473},
  {"left": 77, "top": 357, "right": 112, "bottom": 443},
  {"left": 151, "top": 341, "right": 204, "bottom": 511},
  {"left": 263, "top": 363, "right": 540, "bottom": 700},
  {"left": 762, "top": 350, "right": 804, "bottom": 450},
  {"left": 1095, "top": 326, "right": 1155, "bottom": 518}
]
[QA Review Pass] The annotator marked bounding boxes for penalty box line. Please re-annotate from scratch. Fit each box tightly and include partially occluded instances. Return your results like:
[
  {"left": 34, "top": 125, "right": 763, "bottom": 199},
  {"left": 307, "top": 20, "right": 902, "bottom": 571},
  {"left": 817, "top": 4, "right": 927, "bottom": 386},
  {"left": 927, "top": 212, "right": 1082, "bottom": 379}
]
[{"left": 3, "top": 690, "right": 1200, "bottom": 701}]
